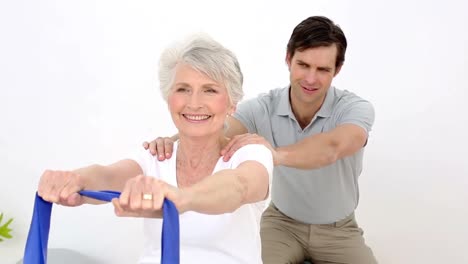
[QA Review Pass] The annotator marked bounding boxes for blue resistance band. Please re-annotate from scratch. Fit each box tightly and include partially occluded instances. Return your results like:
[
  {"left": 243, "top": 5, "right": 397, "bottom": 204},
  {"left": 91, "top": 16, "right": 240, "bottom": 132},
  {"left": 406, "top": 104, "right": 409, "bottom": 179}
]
[{"left": 23, "top": 190, "right": 180, "bottom": 264}]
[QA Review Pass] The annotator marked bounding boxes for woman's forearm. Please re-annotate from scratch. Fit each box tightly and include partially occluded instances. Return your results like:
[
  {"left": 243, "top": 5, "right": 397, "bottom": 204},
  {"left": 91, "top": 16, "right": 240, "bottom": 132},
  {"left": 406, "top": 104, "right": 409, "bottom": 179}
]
[
  {"left": 73, "top": 160, "right": 143, "bottom": 204},
  {"left": 182, "top": 161, "right": 269, "bottom": 214},
  {"left": 182, "top": 169, "right": 246, "bottom": 214}
]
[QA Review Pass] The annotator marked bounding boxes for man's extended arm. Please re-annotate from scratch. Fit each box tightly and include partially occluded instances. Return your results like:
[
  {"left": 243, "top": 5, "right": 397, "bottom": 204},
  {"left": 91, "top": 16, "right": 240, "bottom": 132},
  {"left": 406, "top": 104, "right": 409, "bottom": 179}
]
[{"left": 275, "top": 123, "right": 368, "bottom": 169}]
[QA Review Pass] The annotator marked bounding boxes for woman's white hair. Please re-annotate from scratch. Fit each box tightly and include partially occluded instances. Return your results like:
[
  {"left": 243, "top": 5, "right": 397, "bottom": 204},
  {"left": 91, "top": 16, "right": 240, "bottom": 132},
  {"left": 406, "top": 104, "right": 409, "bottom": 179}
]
[{"left": 158, "top": 33, "right": 244, "bottom": 105}]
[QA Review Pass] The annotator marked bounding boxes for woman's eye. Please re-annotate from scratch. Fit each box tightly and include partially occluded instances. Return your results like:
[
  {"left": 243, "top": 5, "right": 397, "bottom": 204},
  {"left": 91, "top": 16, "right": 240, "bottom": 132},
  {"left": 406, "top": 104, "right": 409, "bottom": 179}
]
[
  {"left": 176, "top": 87, "right": 188, "bottom": 92},
  {"left": 205, "top": 88, "right": 217, "bottom": 93}
]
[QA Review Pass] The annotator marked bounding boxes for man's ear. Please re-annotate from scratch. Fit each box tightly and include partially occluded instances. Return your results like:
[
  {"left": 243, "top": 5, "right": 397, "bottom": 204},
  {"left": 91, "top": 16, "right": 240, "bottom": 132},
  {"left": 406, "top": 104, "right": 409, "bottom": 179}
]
[
  {"left": 334, "top": 64, "right": 343, "bottom": 77},
  {"left": 285, "top": 53, "right": 292, "bottom": 69}
]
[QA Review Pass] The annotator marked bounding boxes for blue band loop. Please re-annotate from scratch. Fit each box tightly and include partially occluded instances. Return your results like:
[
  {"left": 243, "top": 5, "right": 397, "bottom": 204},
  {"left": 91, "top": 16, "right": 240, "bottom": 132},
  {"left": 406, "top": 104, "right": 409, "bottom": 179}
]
[{"left": 23, "top": 191, "right": 180, "bottom": 264}]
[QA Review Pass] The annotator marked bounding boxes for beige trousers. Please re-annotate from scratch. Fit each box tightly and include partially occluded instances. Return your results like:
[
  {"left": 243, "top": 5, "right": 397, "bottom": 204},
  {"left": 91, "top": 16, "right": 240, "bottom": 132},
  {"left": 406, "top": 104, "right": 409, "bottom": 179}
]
[{"left": 260, "top": 203, "right": 377, "bottom": 264}]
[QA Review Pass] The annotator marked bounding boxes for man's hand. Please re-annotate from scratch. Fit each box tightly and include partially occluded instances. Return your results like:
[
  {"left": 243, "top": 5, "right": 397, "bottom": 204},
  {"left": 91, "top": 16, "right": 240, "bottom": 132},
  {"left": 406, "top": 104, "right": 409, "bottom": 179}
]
[
  {"left": 221, "top": 133, "right": 279, "bottom": 164},
  {"left": 142, "top": 136, "right": 177, "bottom": 161}
]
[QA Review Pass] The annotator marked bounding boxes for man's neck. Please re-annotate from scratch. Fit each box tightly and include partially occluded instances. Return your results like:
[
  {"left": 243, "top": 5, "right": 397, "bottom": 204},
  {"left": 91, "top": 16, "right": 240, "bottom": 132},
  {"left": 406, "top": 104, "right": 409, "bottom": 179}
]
[{"left": 290, "top": 97, "right": 324, "bottom": 130}]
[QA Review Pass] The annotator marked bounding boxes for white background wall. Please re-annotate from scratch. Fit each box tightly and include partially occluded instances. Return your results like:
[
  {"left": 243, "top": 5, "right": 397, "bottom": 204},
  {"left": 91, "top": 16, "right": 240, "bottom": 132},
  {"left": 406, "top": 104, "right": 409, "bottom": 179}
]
[{"left": 1, "top": 0, "right": 467, "bottom": 263}]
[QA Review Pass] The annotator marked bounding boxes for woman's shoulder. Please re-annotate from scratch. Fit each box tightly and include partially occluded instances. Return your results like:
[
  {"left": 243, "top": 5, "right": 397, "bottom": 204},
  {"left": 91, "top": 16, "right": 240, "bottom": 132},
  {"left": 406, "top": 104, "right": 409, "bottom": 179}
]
[
  {"left": 223, "top": 144, "right": 272, "bottom": 168},
  {"left": 234, "top": 144, "right": 270, "bottom": 156},
  {"left": 130, "top": 146, "right": 176, "bottom": 179}
]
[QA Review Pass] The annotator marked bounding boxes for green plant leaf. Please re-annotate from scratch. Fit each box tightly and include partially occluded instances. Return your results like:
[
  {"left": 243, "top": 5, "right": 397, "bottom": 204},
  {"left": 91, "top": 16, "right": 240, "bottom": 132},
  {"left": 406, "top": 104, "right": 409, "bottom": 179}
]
[{"left": 0, "top": 212, "right": 14, "bottom": 241}]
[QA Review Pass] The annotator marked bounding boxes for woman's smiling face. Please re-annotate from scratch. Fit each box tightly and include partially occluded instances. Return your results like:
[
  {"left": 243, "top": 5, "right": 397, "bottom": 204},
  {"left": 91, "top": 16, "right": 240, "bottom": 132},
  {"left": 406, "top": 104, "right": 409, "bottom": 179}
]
[{"left": 168, "top": 63, "right": 234, "bottom": 139}]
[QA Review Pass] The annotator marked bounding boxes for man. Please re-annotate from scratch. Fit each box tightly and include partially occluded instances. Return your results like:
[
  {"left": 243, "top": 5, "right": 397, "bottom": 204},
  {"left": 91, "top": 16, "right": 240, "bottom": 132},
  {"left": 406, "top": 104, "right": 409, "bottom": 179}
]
[{"left": 145, "top": 16, "right": 377, "bottom": 264}]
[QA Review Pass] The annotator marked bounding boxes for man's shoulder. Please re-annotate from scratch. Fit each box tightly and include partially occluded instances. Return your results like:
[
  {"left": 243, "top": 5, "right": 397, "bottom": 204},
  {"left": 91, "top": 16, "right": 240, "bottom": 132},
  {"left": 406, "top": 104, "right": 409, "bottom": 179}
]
[
  {"left": 241, "top": 87, "right": 287, "bottom": 108},
  {"left": 333, "top": 88, "right": 373, "bottom": 108},
  {"left": 258, "top": 86, "right": 287, "bottom": 100},
  {"left": 330, "top": 88, "right": 375, "bottom": 125}
]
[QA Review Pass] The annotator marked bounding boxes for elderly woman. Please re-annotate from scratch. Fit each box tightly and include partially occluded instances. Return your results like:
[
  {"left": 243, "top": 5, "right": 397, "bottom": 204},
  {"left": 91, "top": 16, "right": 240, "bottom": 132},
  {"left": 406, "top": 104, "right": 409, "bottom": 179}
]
[{"left": 37, "top": 34, "right": 272, "bottom": 264}]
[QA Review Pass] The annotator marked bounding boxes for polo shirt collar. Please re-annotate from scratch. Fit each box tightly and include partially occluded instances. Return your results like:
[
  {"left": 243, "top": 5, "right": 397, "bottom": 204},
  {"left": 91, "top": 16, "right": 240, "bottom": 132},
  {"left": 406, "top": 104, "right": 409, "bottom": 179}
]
[
  {"left": 275, "top": 86, "right": 291, "bottom": 116},
  {"left": 316, "top": 86, "right": 335, "bottom": 118}
]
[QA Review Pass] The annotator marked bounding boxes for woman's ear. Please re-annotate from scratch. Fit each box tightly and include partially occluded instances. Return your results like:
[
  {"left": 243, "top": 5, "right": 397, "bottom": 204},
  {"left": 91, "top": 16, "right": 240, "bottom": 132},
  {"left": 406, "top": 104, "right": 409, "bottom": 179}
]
[{"left": 229, "top": 105, "right": 237, "bottom": 115}]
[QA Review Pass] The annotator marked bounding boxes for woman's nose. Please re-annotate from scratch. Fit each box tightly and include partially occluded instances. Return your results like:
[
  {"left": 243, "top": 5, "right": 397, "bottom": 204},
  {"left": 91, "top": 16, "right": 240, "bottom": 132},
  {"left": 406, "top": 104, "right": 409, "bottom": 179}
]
[{"left": 187, "top": 92, "right": 203, "bottom": 108}]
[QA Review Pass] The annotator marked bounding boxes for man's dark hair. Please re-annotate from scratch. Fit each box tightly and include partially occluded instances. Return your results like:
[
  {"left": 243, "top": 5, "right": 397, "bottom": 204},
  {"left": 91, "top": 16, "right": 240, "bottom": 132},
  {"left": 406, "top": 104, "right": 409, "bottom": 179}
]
[{"left": 287, "top": 16, "right": 347, "bottom": 68}]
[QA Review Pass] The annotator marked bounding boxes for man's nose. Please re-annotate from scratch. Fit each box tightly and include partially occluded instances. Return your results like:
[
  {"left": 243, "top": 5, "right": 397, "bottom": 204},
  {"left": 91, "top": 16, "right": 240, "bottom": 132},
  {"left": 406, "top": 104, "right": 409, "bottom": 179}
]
[{"left": 304, "top": 70, "right": 317, "bottom": 84}]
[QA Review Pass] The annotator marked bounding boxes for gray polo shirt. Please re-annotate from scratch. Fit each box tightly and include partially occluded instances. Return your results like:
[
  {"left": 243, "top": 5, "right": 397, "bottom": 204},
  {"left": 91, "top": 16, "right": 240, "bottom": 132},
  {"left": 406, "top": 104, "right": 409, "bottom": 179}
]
[{"left": 234, "top": 86, "right": 375, "bottom": 224}]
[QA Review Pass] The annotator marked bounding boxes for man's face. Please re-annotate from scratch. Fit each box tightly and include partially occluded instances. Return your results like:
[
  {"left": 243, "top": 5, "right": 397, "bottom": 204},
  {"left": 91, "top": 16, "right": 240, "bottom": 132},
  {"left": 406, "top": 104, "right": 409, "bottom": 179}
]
[{"left": 287, "top": 45, "right": 341, "bottom": 113}]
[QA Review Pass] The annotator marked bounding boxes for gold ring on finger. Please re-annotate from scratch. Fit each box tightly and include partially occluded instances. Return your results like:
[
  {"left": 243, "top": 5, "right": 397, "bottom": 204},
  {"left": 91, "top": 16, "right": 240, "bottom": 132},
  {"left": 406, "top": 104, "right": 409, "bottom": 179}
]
[{"left": 142, "top": 193, "right": 153, "bottom": 200}]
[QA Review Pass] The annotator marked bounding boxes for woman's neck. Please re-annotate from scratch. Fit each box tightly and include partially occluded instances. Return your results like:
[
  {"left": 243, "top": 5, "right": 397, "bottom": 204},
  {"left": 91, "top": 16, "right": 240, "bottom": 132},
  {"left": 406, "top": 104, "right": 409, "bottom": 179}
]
[{"left": 176, "top": 135, "right": 228, "bottom": 169}]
